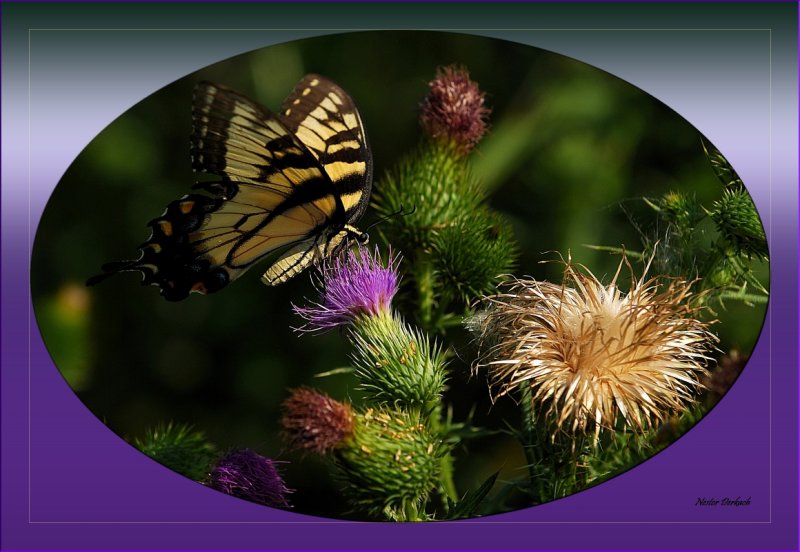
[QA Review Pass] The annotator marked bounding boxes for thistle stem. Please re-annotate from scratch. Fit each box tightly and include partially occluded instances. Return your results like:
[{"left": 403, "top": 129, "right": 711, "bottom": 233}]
[
  {"left": 402, "top": 500, "right": 424, "bottom": 522},
  {"left": 415, "top": 255, "right": 436, "bottom": 330},
  {"left": 519, "top": 384, "right": 541, "bottom": 499},
  {"left": 426, "top": 401, "right": 459, "bottom": 505}
]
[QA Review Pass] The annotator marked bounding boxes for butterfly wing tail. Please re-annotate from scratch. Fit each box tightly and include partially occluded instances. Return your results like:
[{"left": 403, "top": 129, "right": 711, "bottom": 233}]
[
  {"left": 85, "top": 189, "right": 236, "bottom": 301},
  {"left": 86, "top": 260, "right": 141, "bottom": 287},
  {"left": 86, "top": 251, "right": 229, "bottom": 302}
]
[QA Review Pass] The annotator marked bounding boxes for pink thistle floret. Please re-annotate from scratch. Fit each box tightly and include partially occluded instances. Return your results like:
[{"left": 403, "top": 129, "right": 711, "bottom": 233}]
[
  {"left": 294, "top": 247, "right": 400, "bottom": 331},
  {"left": 281, "top": 388, "right": 355, "bottom": 455},
  {"left": 420, "top": 65, "right": 491, "bottom": 155}
]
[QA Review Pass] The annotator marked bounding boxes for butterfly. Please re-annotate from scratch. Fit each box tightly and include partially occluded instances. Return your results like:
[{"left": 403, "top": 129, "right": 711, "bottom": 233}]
[{"left": 88, "top": 74, "right": 373, "bottom": 301}]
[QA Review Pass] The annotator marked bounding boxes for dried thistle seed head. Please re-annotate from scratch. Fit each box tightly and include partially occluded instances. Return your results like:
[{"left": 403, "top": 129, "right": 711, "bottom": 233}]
[
  {"left": 281, "top": 388, "right": 355, "bottom": 455},
  {"left": 420, "top": 65, "right": 490, "bottom": 155},
  {"left": 472, "top": 257, "right": 717, "bottom": 439}
]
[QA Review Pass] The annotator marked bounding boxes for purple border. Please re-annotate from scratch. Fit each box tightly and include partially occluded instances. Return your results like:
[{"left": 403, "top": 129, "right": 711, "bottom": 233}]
[{"left": 2, "top": 2, "right": 797, "bottom": 551}]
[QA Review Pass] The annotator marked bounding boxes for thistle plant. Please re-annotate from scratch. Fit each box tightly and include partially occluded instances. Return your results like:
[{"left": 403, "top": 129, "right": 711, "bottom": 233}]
[
  {"left": 335, "top": 407, "right": 444, "bottom": 521},
  {"left": 626, "top": 142, "right": 768, "bottom": 308},
  {"left": 278, "top": 67, "right": 753, "bottom": 517},
  {"left": 281, "top": 387, "right": 356, "bottom": 455},
  {"left": 282, "top": 389, "right": 446, "bottom": 520},
  {"left": 469, "top": 256, "right": 718, "bottom": 500},
  {"left": 288, "top": 247, "right": 453, "bottom": 521},
  {"left": 372, "top": 65, "right": 517, "bottom": 333},
  {"left": 294, "top": 247, "right": 448, "bottom": 410}
]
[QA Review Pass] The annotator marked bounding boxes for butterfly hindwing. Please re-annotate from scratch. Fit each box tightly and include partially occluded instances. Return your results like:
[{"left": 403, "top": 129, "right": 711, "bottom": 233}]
[{"left": 89, "top": 75, "right": 371, "bottom": 300}]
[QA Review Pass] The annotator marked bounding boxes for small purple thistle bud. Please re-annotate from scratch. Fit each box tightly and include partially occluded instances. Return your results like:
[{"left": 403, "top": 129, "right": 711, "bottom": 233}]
[
  {"left": 281, "top": 388, "right": 355, "bottom": 455},
  {"left": 207, "top": 449, "right": 291, "bottom": 508},
  {"left": 293, "top": 246, "right": 400, "bottom": 332},
  {"left": 420, "top": 65, "right": 490, "bottom": 155}
]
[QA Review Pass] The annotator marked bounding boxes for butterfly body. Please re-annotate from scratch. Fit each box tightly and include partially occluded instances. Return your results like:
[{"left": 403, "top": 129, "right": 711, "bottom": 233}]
[{"left": 89, "top": 75, "right": 372, "bottom": 300}]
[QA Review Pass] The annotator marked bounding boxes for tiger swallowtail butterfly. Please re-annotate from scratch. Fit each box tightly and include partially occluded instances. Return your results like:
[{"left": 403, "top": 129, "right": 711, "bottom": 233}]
[{"left": 88, "top": 74, "right": 373, "bottom": 301}]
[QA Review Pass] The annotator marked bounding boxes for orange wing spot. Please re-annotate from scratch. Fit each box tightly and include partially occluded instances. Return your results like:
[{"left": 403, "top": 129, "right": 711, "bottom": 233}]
[
  {"left": 179, "top": 201, "right": 194, "bottom": 214},
  {"left": 146, "top": 243, "right": 163, "bottom": 254},
  {"left": 159, "top": 220, "right": 173, "bottom": 236},
  {"left": 191, "top": 282, "right": 208, "bottom": 294}
]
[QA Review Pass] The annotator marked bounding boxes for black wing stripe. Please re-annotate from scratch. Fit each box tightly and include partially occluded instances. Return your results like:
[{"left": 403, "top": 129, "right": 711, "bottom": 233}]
[{"left": 276, "top": 75, "right": 372, "bottom": 224}]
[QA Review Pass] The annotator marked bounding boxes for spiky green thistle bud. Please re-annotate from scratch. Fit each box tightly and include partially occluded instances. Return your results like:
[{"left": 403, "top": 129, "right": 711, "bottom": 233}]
[
  {"left": 372, "top": 144, "right": 482, "bottom": 253},
  {"left": 655, "top": 191, "right": 705, "bottom": 239},
  {"left": 133, "top": 422, "right": 216, "bottom": 481},
  {"left": 350, "top": 310, "right": 447, "bottom": 408},
  {"left": 335, "top": 407, "right": 445, "bottom": 520},
  {"left": 710, "top": 188, "right": 768, "bottom": 260},
  {"left": 431, "top": 209, "right": 517, "bottom": 303}
]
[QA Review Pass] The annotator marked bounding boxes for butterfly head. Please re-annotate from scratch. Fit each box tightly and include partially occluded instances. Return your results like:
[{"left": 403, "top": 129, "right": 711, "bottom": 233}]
[{"left": 353, "top": 229, "right": 369, "bottom": 245}]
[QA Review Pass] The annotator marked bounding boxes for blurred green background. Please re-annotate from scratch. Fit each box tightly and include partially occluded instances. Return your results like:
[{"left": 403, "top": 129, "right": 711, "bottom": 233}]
[{"left": 31, "top": 31, "right": 768, "bottom": 518}]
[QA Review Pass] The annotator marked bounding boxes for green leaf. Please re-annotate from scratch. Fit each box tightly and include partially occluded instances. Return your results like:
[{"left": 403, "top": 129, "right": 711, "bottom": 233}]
[
  {"left": 314, "top": 366, "right": 355, "bottom": 378},
  {"left": 445, "top": 471, "right": 499, "bottom": 519},
  {"left": 702, "top": 139, "right": 743, "bottom": 190}
]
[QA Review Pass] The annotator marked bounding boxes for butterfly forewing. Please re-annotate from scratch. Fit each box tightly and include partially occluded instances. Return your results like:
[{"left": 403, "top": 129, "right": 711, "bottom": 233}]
[
  {"left": 278, "top": 74, "right": 373, "bottom": 224},
  {"left": 89, "top": 75, "right": 371, "bottom": 300},
  {"left": 193, "top": 82, "right": 324, "bottom": 190}
]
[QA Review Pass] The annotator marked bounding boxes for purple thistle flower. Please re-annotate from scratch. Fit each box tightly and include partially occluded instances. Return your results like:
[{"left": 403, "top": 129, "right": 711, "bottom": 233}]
[
  {"left": 294, "top": 246, "right": 400, "bottom": 331},
  {"left": 207, "top": 449, "right": 291, "bottom": 508}
]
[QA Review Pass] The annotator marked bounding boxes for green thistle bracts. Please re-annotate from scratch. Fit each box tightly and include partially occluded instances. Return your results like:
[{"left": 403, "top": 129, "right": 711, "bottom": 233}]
[
  {"left": 711, "top": 188, "right": 768, "bottom": 260},
  {"left": 133, "top": 422, "right": 217, "bottom": 481},
  {"left": 373, "top": 143, "right": 517, "bottom": 331},
  {"left": 351, "top": 311, "right": 447, "bottom": 408},
  {"left": 334, "top": 408, "right": 445, "bottom": 520},
  {"left": 655, "top": 191, "right": 705, "bottom": 242},
  {"left": 432, "top": 209, "right": 517, "bottom": 303},
  {"left": 370, "top": 66, "right": 516, "bottom": 331},
  {"left": 704, "top": 141, "right": 768, "bottom": 260},
  {"left": 373, "top": 143, "right": 479, "bottom": 252}
]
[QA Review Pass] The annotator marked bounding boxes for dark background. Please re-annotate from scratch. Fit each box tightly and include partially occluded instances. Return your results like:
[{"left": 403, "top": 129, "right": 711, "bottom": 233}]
[{"left": 31, "top": 31, "right": 768, "bottom": 518}]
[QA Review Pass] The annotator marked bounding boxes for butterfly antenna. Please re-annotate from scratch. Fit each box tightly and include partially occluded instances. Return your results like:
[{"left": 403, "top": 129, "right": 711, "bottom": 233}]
[{"left": 364, "top": 204, "right": 416, "bottom": 233}]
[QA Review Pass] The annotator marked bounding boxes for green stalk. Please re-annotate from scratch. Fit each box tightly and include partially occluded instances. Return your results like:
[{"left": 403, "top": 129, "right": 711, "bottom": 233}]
[
  {"left": 415, "top": 254, "right": 436, "bottom": 330},
  {"left": 426, "top": 401, "right": 458, "bottom": 504},
  {"left": 518, "top": 384, "right": 541, "bottom": 499}
]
